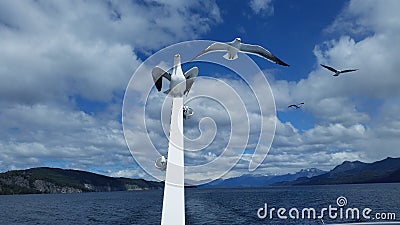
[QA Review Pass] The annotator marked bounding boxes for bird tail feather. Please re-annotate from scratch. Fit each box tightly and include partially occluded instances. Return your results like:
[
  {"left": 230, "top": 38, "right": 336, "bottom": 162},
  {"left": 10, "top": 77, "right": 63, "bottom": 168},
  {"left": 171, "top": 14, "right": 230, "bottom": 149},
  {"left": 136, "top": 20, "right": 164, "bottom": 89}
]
[{"left": 223, "top": 53, "right": 238, "bottom": 60}]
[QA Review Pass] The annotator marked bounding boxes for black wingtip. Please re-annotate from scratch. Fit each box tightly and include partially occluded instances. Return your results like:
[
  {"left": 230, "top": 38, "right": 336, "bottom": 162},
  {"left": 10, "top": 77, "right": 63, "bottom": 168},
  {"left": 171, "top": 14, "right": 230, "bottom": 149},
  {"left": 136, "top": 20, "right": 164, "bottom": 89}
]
[
  {"left": 280, "top": 62, "right": 290, "bottom": 67},
  {"left": 277, "top": 60, "right": 289, "bottom": 67},
  {"left": 155, "top": 78, "right": 162, "bottom": 92}
]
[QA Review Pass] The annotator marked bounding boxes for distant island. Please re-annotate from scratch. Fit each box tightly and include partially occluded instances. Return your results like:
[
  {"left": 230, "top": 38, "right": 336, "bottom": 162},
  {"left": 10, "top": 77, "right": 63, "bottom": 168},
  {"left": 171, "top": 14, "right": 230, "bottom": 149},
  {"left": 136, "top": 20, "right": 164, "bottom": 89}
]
[
  {"left": 201, "top": 157, "right": 400, "bottom": 188},
  {"left": 0, "top": 167, "right": 163, "bottom": 195}
]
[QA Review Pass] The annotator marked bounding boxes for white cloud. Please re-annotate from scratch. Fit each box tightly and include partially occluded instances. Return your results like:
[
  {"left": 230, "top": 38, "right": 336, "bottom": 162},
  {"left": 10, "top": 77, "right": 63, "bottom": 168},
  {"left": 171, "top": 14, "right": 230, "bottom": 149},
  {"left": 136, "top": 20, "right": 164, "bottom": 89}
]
[
  {"left": 326, "top": 0, "right": 400, "bottom": 36},
  {"left": 183, "top": 0, "right": 400, "bottom": 180},
  {"left": 250, "top": 0, "right": 400, "bottom": 176},
  {"left": 2, "top": 0, "right": 400, "bottom": 183},
  {"left": 249, "top": 0, "right": 274, "bottom": 16},
  {"left": 0, "top": 0, "right": 221, "bottom": 175},
  {"left": 124, "top": 0, "right": 400, "bottom": 180},
  {"left": 0, "top": 104, "right": 129, "bottom": 170},
  {"left": 0, "top": 0, "right": 221, "bottom": 104},
  {"left": 126, "top": 75, "right": 271, "bottom": 183}
]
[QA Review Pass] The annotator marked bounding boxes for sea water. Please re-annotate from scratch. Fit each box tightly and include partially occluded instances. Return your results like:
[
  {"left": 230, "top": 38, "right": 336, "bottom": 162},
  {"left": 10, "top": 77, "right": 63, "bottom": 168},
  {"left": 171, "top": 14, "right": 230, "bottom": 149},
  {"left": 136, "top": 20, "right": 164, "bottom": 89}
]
[{"left": 0, "top": 183, "right": 399, "bottom": 225}]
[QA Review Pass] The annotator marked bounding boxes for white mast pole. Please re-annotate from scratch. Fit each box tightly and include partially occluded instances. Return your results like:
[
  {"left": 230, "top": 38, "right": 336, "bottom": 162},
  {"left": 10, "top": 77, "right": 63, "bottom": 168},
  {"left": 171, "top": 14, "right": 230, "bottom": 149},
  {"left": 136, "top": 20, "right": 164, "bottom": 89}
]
[{"left": 161, "top": 96, "right": 185, "bottom": 225}]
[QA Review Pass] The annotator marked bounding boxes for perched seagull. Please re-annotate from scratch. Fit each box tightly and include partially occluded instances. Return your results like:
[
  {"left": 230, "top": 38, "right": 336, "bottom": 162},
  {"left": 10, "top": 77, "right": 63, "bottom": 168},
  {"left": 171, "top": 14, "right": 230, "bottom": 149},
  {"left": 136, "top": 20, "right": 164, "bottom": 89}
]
[
  {"left": 152, "top": 54, "right": 198, "bottom": 97},
  {"left": 320, "top": 64, "right": 358, "bottom": 76},
  {"left": 191, "top": 38, "right": 289, "bottom": 66},
  {"left": 288, "top": 102, "right": 304, "bottom": 109}
]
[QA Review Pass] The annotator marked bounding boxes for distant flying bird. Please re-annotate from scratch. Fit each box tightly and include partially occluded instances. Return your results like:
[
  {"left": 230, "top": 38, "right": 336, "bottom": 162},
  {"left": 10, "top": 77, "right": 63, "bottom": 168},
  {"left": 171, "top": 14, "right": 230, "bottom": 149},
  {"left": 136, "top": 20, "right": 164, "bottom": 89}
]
[
  {"left": 288, "top": 102, "right": 304, "bottom": 109},
  {"left": 192, "top": 38, "right": 289, "bottom": 66},
  {"left": 152, "top": 54, "right": 198, "bottom": 97},
  {"left": 320, "top": 64, "right": 358, "bottom": 76}
]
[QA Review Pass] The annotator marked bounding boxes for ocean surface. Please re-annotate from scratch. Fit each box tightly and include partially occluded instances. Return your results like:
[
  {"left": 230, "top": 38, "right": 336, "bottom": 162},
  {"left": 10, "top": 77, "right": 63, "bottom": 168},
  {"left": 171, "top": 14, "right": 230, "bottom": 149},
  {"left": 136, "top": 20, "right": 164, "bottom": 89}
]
[{"left": 0, "top": 183, "right": 399, "bottom": 225}]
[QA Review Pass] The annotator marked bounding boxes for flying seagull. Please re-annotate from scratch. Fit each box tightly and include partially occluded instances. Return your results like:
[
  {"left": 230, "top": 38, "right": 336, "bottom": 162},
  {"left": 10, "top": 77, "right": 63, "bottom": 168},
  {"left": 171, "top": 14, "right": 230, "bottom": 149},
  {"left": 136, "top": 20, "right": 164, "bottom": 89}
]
[
  {"left": 320, "top": 64, "right": 358, "bottom": 76},
  {"left": 288, "top": 102, "right": 304, "bottom": 109},
  {"left": 191, "top": 38, "right": 289, "bottom": 66},
  {"left": 152, "top": 54, "right": 198, "bottom": 97}
]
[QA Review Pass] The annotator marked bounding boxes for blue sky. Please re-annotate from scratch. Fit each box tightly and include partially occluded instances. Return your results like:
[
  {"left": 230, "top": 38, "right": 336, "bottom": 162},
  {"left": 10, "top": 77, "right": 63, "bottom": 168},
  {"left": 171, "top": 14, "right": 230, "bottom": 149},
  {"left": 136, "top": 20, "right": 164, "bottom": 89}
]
[{"left": 1, "top": 0, "right": 400, "bottom": 183}]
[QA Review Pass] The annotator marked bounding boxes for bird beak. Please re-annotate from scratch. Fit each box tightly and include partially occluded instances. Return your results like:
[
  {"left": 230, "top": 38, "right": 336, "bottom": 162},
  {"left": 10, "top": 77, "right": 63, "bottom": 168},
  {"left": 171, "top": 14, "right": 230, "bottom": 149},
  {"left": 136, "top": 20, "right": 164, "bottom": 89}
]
[{"left": 174, "top": 54, "right": 181, "bottom": 67}]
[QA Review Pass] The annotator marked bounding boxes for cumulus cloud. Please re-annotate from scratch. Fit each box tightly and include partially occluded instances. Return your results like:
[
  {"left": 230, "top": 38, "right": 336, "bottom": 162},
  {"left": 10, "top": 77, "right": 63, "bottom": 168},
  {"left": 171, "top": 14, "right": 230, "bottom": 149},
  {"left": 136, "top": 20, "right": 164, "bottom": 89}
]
[
  {"left": 183, "top": 0, "right": 400, "bottom": 179},
  {"left": 0, "top": 104, "right": 129, "bottom": 171},
  {"left": 100, "top": 0, "right": 400, "bottom": 180},
  {"left": 123, "top": 69, "right": 275, "bottom": 183},
  {"left": 249, "top": 0, "right": 274, "bottom": 16},
  {"left": 326, "top": 0, "right": 400, "bottom": 36},
  {"left": 248, "top": 0, "right": 400, "bottom": 176},
  {"left": 0, "top": 0, "right": 221, "bottom": 175},
  {"left": 2, "top": 0, "right": 400, "bottom": 183}
]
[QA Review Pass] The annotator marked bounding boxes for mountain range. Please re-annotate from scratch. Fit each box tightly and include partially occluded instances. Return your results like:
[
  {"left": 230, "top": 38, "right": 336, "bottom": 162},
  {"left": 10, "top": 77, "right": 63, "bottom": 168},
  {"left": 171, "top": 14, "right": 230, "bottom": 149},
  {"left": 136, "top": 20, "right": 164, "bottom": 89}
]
[
  {"left": 202, "top": 157, "right": 400, "bottom": 188},
  {"left": 201, "top": 168, "right": 326, "bottom": 188},
  {"left": 282, "top": 157, "right": 400, "bottom": 185}
]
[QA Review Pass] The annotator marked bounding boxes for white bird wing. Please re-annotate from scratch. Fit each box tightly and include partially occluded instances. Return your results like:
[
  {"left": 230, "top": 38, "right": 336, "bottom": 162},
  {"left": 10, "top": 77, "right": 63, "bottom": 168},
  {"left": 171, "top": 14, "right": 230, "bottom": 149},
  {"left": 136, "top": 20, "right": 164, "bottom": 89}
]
[
  {"left": 184, "top": 67, "right": 198, "bottom": 95},
  {"left": 152, "top": 66, "right": 171, "bottom": 92},
  {"left": 239, "top": 43, "right": 289, "bottom": 66},
  {"left": 191, "top": 42, "right": 230, "bottom": 61}
]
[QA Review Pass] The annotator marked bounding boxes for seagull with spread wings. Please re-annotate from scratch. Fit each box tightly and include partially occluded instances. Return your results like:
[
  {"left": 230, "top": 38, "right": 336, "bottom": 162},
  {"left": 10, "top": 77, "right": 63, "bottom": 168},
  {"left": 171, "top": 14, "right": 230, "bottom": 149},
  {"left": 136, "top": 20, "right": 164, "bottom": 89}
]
[
  {"left": 152, "top": 54, "right": 198, "bottom": 97},
  {"left": 288, "top": 102, "right": 304, "bottom": 109},
  {"left": 320, "top": 64, "right": 358, "bottom": 76},
  {"left": 192, "top": 38, "right": 289, "bottom": 66}
]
